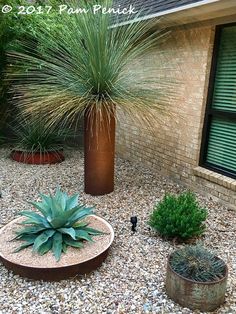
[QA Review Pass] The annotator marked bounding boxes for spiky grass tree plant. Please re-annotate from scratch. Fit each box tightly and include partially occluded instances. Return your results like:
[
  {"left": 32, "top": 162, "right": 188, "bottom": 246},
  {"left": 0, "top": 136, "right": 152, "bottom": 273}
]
[{"left": 7, "top": 0, "right": 173, "bottom": 195}]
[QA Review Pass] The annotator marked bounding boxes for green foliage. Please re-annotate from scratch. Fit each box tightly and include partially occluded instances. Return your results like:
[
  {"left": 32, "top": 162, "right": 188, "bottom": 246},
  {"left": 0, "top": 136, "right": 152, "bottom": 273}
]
[
  {"left": 12, "top": 116, "right": 73, "bottom": 152},
  {"left": 149, "top": 191, "right": 207, "bottom": 240},
  {"left": 170, "top": 245, "right": 226, "bottom": 282},
  {"left": 1, "top": 0, "right": 63, "bottom": 44},
  {"left": 14, "top": 188, "right": 104, "bottom": 261},
  {"left": 0, "top": 135, "right": 5, "bottom": 145},
  {"left": 0, "top": 0, "right": 64, "bottom": 129},
  {"left": 7, "top": 0, "right": 174, "bottom": 128}
]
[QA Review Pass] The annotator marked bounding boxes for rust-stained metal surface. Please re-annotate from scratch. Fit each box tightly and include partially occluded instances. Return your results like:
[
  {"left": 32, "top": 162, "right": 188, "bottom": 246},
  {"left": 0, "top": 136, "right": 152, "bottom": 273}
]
[
  {"left": 165, "top": 254, "right": 228, "bottom": 312},
  {"left": 10, "top": 150, "right": 65, "bottom": 164},
  {"left": 84, "top": 106, "right": 115, "bottom": 196},
  {"left": 0, "top": 216, "right": 114, "bottom": 281},
  {"left": 0, "top": 249, "right": 110, "bottom": 281}
]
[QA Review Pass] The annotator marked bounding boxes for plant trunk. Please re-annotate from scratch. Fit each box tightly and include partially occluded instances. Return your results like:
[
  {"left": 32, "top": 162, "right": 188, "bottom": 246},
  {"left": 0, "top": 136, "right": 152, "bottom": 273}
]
[{"left": 84, "top": 106, "right": 115, "bottom": 196}]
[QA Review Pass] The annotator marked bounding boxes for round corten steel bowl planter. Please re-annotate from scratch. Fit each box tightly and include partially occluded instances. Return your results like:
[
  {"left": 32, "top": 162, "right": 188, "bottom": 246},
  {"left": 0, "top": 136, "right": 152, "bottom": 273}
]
[
  {"left": 0, "top": 215, "right": 114, "bottom": 281},
  {"left": 10, "top": 150, "right": 65, "bottom": 164},
  {"left": 165, "top": 253, "right": 228, "bottom": 312}
]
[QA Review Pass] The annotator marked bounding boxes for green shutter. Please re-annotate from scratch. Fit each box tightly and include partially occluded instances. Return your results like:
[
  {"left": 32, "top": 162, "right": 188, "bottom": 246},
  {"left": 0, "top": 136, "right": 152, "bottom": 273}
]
[
  {"left": 206, "top": 117, "right": 236, "bottom": 172},
  {"left": 212, "top": 26, "right": 236, "bottom": 112},
  {"left": 206, "top": 26, "right": 236, "bottom": 174}
]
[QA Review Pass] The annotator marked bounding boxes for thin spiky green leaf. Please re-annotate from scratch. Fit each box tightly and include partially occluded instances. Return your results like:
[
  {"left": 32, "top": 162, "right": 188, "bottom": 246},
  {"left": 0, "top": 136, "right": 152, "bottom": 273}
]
[{"left": 7, "top": 0, "right": 173, "bottom": 130}]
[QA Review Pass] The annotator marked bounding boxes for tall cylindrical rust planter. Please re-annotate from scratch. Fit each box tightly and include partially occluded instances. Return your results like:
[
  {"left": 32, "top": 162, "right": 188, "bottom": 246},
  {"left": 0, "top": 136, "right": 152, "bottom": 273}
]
[
  {"left": 84, "top": 106, "right": 115, "bottom": 196},
  {"left": 165, "top": 254, "right": 228, "bottom": 312}
]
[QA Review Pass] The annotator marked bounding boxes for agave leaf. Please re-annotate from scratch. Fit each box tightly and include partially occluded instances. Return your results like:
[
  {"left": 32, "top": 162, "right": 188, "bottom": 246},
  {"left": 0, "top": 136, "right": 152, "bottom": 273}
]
[
  {"left": 33, "top": 229, "right": 55, "bottom": 252},
  {"left": 49, "top": 216, "right": 67, "bottom": 229},
  {"left": 62, "top": 242, "right": 67, "bottom": 253},
  {"left": 39, "top": 193, "right": 53, "bottom": 216},
  {"left": 65, "top": 193, "right": 79, "bottom": 210},
  {"left": 82, "top": 227, "right": 105, "bottom": 236},
  {"left": 55, "top": 187, "right": 67, "bottom": 211},
  {"left": 14, "top": 241, "right": 34, "bottom": 253},
  {"left": 37, "top": 237, "right": 53, "bottom": 255},
  {"left": 61, "top": 193, "right": 67, "bottom": 211},
  {"left": 14, "top": 225, "right": 48, "bottom": 238},
  {"left": 73, "top": 221, "right": 88, "bottom": 228},
  {"left": 51, "top": 195, "right": 64, "bottom": 218},
  {"left": 28, "top": 201, "right": 51, "bottom": 220},
  {"left": 52, "top": 231, "right": 63, "bottom": 261},
  {"left": 18, "top": 218, "right": 38, "bottom": 225},
  {"left": 19, "top": 211, "right": 51, "bottom": 228},
  {"left": 63, "top": 237, "right": 84, "bottom": 249},
  {"left": 67, "top": 207, "right": 94, "bottom": 227},
  {"left": 14, "top": 233, "right": 38, "bottom": 242},
  {"left": 58, "top": 227, "right": 76, "bottom": 240},
  {"left": 49, "top": 204, "right": 85, "bottom": 229},
  {"left": 75, "top": 230, "right": 93, "bottom": 242}
]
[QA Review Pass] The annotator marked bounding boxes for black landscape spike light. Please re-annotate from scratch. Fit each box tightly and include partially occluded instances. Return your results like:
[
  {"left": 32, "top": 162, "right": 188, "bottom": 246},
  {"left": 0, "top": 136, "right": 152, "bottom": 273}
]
[{"left": 130, "top": 216, "right": 138, "bottom": 232}]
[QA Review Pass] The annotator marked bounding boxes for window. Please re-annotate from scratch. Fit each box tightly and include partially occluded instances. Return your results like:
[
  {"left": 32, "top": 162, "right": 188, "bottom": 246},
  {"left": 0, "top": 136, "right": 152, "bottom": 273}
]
[{"left": 200, "top": 24, "right": 236, "bottom": 179}]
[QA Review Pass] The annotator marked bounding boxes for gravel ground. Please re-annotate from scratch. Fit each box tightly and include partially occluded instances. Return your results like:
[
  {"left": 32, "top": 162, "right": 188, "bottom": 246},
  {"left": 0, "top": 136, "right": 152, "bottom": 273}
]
[{"left": 0, "top": 147, "right": 235, "bottom": 314}]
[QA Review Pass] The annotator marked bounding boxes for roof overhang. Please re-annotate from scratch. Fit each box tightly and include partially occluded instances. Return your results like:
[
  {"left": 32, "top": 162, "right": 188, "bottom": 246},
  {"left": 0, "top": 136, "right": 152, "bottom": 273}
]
[{"left": 112, "top": 0, "right": 236, "bottom": 28}]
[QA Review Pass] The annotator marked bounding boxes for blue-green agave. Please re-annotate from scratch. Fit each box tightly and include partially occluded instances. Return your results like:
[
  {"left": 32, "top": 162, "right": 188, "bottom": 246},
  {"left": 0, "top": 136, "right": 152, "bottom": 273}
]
[{"left": 13, "top": 188, "right": 103, "bottom": 261}]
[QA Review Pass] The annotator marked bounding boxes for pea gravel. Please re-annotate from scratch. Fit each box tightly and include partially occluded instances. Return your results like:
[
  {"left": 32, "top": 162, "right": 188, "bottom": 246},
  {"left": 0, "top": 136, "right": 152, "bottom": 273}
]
[{"left": 0, "top": 148, "right": 235, "bottom": 314}]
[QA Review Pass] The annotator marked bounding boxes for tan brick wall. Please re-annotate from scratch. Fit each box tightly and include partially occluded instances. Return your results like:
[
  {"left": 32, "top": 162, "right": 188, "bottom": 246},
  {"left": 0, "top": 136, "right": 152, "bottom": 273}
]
[{"left": 116, "top": 24, "right": 236, "bottom": 210}]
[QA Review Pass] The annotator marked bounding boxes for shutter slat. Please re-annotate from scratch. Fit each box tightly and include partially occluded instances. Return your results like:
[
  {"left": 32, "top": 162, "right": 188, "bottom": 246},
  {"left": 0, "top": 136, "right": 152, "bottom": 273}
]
[
  {"left": 206, "top": 117, "right": 236, "bottom": 172},
  {"left": 213, "top": 99, "right": 236, "bottom": 106},
  {"left": 214, "top": 92, "right": 236, "bottom": 97},
  {"left": 205, "top": 26, "right": 236, "bottom": 174}
]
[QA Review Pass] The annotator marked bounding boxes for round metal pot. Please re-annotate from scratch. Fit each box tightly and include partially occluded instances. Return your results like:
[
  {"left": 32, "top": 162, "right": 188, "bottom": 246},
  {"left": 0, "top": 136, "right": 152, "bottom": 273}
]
[
  {"left": 10, "top": 150, "right": 65, "bottom": 164},
  {"left": 165, "top": 253, "right": 228, "bottom": 312}
]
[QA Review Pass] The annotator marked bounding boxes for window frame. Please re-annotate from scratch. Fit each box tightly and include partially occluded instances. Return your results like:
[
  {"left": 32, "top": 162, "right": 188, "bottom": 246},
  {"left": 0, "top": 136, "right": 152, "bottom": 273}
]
[{"left": 199, "top": 23, "right": 236, "bottom": 179}]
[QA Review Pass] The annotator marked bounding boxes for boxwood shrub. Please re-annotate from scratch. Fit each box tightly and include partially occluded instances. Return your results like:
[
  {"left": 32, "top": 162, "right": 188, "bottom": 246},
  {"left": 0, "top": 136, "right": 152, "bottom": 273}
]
[{"left": 149, "top": 191, "right": 207, "bottom": 240}]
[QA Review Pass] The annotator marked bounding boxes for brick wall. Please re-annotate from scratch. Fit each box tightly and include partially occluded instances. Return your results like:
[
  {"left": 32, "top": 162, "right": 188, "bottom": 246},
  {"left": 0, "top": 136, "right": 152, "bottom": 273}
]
[{"left": 116, "top": 24, "right": 236, "bottom": 210}]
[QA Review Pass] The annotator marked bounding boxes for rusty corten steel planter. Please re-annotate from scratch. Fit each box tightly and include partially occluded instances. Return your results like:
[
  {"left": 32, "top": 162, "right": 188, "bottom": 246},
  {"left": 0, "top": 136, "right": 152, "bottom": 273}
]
[
  {"left": 84, "top": 106, "right": 115, "bottom": 196},
  {"left": 10, "top": 150, "right": 65, "bottom": 164},
  {"left": 165, "top": 253, "right": 228, "bottom": 312},
  {"left": 0, "top": 215, "right": 114, "bottom": 281},
  {"left": 0, "top": 249, "right": 110, "bottom": 281}
]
